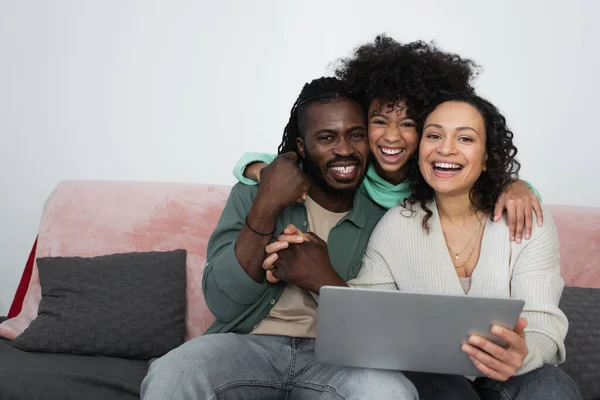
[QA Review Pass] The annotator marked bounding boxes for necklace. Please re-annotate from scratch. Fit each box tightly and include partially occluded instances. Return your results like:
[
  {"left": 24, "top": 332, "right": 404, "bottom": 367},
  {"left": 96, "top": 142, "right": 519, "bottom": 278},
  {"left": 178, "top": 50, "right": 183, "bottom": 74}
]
[
  {"left": 453, "top": 245, "right": 477, "bottom": 269},
  {"left": 446, "top": 213, "right": 484, "bottom": 260}
]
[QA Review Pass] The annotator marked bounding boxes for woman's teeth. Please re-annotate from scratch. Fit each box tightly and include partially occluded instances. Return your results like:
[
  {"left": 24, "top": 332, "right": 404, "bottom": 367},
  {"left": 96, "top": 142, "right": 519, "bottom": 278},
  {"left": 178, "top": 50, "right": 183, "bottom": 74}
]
[
  {"left": 432, "top": 162, "right": 463, "bottom": 176},
  {"left": 433, "top": 162, "right": 462, "bottom": 171}
]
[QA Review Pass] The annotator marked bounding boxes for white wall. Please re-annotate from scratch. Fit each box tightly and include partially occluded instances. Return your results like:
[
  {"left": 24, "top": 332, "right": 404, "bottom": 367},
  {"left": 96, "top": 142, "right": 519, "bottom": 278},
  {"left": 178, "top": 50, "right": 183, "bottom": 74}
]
[{"left": 0, "top": 0, "right": 598, "bottom": 314}]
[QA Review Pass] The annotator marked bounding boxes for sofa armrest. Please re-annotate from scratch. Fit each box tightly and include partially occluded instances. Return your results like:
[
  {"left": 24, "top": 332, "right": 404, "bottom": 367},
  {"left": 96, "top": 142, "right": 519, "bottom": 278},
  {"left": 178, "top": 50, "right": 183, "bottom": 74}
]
[{"left": 7, "top": 237, "right": 38, "bottom": 318}]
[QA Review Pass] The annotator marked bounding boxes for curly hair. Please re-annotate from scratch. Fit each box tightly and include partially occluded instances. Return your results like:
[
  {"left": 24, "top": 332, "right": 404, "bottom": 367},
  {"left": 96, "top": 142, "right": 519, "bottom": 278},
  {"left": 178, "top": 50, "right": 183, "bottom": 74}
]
[
  {"left": 404, "top": 92, "right": 521, "bottom": 231},
  {"left": 334, "top": 34, "right": 481, "bottom": 119},
  {"left": 277, "top": 77, "right": 358, "bottom": 156}
]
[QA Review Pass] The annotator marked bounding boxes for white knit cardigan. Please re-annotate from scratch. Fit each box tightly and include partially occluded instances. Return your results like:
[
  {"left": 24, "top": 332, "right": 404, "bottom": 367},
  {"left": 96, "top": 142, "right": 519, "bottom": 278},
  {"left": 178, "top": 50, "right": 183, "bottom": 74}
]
[{"left": 349, "top": 202, "right": 568, "bottom": 375}]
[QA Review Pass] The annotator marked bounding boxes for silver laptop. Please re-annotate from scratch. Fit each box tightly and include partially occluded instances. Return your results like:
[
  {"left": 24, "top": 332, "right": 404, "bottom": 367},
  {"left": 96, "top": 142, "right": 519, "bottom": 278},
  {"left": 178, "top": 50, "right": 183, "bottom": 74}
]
[{"left": 315, "top": 286, "right": 524, "bottom": 376}]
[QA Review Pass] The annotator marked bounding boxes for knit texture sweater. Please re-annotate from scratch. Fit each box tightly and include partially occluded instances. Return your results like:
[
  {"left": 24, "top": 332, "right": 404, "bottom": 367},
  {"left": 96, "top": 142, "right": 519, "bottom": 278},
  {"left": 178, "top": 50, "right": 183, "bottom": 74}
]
[{"left": 349, "top": 202, "right": 568, "bottom": 375}]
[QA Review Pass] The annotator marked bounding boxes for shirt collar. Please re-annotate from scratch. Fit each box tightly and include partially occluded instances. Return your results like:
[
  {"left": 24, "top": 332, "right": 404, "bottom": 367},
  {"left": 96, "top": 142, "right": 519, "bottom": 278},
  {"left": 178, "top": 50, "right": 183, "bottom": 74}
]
[{"left": 342, "top": 185, "right": 381, "bottom": 229}]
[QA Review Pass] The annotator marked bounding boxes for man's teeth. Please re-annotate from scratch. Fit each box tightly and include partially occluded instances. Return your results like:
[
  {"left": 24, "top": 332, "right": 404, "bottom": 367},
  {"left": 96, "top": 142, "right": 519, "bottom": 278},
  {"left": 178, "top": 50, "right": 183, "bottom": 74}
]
[
  {"left": 434, "top": 162, "right": 462, "bottom": 169},
  {"left": 381, "top": 148, "right": 404, "bottom": 155},
  {"left": 330, "top": 166, "right": 356, "bottom": 174}
]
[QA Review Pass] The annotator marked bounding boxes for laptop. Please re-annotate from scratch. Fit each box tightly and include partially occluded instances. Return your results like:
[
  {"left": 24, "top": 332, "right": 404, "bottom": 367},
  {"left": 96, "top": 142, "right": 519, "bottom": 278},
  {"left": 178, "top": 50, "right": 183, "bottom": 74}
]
[{"left": 314, "top": 286, "right": 524, "bottom": 376}]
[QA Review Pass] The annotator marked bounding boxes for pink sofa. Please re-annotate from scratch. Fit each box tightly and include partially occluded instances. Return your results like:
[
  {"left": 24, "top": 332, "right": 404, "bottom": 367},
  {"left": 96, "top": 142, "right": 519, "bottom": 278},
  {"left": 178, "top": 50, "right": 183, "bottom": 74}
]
[{"left": 1, "top": 180, "right": 599, "bottom": 399}]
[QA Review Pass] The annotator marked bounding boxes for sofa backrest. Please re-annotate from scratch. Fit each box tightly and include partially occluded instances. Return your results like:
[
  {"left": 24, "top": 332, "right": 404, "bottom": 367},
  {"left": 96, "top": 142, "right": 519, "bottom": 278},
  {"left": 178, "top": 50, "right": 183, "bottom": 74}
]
[
  {"left": 1, "top": 180, "right": 598, "bottom": 341},
  {"left": 548, "top": 204, "right": 600, "bottom": 288},
  {"left": 1, "top": 180, "right": 231, "bottom": 341}
]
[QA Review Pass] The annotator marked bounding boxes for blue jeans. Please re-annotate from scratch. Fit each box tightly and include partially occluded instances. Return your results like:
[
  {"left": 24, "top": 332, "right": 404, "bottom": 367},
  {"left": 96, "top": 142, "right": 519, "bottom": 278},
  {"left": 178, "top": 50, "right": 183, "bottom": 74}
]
[
  {"left": 141, "top": 333, "right": 418, "bottom": 400},
  {"left": 404, "top": 364, "right": 581, "bottom": 400}
]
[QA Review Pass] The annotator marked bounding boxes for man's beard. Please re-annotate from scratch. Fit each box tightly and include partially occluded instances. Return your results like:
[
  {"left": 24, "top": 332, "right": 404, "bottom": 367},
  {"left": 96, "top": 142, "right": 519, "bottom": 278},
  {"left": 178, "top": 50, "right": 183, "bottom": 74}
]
[{"left": 302, "top": 147, "right": 364, "bottom": 195}]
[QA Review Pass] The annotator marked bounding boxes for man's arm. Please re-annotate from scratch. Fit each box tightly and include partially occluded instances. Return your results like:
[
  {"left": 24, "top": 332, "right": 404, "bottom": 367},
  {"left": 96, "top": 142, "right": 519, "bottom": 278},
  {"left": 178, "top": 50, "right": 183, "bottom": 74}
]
[
  {"left": 235, "top": 191, "right": 283, "bottom": 283},
  {"left": 203, "top": 152, "right": 309, "bottom": 322},
  {"left": 202, "top": 184, "right": 273, "bottom": 322}
]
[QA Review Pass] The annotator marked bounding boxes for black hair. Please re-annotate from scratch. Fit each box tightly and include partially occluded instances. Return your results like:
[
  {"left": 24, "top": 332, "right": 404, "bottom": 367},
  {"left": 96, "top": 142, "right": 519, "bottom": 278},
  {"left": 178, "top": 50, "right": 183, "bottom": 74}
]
[
  {"left": 405, "top": 92, "right": 521, "bottom": 231},
  {"left": 277, "top": 77, "right": 359, "bottom": 156},
  {"left": 334, "top": 34, "right": 481, "bottom": 119}
]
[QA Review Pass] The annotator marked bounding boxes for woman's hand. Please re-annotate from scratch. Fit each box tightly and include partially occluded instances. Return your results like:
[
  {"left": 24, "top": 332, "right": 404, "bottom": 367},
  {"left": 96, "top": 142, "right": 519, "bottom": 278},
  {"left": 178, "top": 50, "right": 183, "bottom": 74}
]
[
  {"left": 462, "top": 317, "right": 529, "bottom": 381},
  {"left": 494, "top": 180, "right": 543, "bottom": 243}
]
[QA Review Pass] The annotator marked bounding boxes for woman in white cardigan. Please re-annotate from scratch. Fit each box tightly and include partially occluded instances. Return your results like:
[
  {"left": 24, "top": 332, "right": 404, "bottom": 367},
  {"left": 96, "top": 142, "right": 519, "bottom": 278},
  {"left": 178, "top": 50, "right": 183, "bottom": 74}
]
[{"left": 348, "top": 92, "right": 581, "bottom": 399}]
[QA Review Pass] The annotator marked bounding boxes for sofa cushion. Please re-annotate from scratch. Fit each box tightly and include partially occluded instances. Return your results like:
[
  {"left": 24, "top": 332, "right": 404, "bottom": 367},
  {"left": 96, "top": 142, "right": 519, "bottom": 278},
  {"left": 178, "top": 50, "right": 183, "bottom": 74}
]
[
  {"left": 0, "top": 338, "right": 148, "bottom": 400},
  {"left": 0, "top": 180, "right": 231, "bottom": 342},
  {"left": 10, "top": 250, "right": 186, "bottom": 359},
  {"left": 559, "top": 286, "right": 600, "bottom": 400}
]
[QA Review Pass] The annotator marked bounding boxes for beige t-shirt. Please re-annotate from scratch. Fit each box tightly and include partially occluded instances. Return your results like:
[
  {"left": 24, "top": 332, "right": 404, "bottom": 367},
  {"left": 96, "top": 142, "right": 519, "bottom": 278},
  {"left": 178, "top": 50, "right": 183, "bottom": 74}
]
[{"left": 251, "top": 196, "right": 348, "bottom": 338}]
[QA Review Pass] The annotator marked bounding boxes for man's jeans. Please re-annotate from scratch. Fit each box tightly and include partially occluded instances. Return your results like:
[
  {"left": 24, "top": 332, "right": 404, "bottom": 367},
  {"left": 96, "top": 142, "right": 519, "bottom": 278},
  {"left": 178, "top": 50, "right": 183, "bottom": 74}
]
[
  {"left": 141, "top": 333, "right": 418, "bottom": 400},
  {"left": 404, "top": 363, "right": 582, "bottom": 400}
]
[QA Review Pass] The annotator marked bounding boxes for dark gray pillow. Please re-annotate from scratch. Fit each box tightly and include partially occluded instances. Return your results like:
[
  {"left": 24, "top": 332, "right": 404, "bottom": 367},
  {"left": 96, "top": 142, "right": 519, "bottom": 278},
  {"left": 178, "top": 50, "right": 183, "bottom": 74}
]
[
  {"left": 11, "top": 250, "right": 187, "bottom": 360},
  {"left": 559, "top": 286, "right": 600, "bottom": 400}
]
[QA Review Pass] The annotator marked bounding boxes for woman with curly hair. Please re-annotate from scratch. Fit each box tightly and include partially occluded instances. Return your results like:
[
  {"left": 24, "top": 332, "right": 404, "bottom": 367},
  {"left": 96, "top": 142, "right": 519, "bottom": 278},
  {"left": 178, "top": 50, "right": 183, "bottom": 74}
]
[
  {"left": 348, "top": 92, "right": 581, "bottom": 399},
  {"left": 234, "top": 34, "right": 542, "bottom": 243}
]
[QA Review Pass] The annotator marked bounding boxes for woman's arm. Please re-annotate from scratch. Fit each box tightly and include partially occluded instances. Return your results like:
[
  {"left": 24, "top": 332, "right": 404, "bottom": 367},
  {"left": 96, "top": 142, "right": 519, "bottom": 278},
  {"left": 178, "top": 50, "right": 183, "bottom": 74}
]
[
  {"left": 510, "top": 206, "right": 568, "bottom": 375},
  {"left": 348, "top": 211, "right": 399, "bottom": 291},
  {"left": 232, "top": 152, "right": 277, "bottom": 185}
]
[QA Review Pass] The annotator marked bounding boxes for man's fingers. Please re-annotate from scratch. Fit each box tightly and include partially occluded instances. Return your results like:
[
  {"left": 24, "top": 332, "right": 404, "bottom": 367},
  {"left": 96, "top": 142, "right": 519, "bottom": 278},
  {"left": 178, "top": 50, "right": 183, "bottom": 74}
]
[
  {"left": 265, "top": 241, "right": 289, "bottom": 254},
  {"left": 295, "top": 191, "right": 308, "bottom": 203},
  {"left": 282, "top": 151, "right": 298, "bottom": 162},
  {"left": 302, "top": 182, "right": 310, "bottom": 196}
]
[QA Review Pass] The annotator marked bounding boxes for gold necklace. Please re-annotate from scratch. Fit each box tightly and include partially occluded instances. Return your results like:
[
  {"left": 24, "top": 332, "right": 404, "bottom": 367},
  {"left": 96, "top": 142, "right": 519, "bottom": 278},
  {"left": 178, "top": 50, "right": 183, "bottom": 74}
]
[
  {"left": 453, "top": 245, "right": 477, "bottom": 269},
  {"left": 446, "top": 213, "right": 484, "bottom": 260}
]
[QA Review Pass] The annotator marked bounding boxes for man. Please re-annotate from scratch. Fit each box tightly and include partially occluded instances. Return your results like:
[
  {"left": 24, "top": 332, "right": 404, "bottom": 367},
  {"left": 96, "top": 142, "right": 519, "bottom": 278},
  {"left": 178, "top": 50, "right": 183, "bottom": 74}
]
[{"left": 141, "top": 77, "right": 418, "bottom": 399}]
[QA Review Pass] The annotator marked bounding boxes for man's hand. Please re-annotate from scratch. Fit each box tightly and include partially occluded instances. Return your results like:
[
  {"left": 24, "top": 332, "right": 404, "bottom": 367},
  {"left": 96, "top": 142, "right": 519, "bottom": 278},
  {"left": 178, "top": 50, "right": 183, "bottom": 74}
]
[
  {"left": 261, "top": 225, "right": 346, "bottom": 293},
  {"left": 462, "top": 317, "right": 529, "bottom": 381},
  {"left": 236, "top": 155, "right": 307, "bottom": 284},
  {"left": 493, "top": 180, "right": 543, "bottom": 243},
  {"left": 246, "top": 163, "right": 307, "bottom": 203},
  {"left": 255, "top": 152, "right": 309, "bottom": 211}
]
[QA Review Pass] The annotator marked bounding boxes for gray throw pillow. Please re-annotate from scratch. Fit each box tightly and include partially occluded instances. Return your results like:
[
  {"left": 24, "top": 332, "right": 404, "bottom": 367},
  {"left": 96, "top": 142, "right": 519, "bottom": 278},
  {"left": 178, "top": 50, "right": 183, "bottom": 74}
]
[
  {"left": 11, "top": 250, "right": 187, "bottom": 360},
  {"left": 559, "top": 286, "right": 600, "bottom": 400}
]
